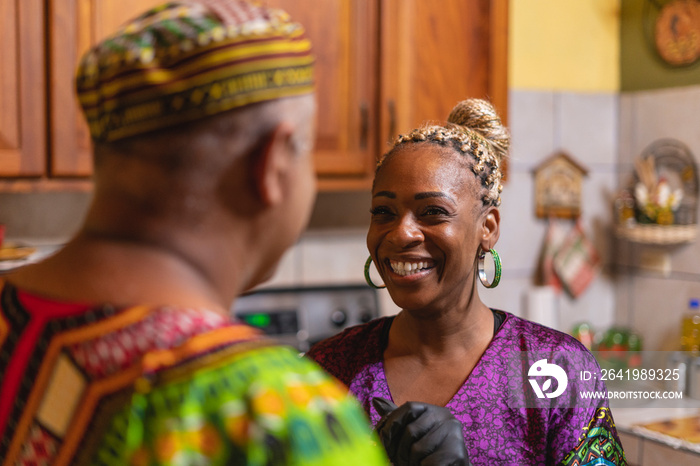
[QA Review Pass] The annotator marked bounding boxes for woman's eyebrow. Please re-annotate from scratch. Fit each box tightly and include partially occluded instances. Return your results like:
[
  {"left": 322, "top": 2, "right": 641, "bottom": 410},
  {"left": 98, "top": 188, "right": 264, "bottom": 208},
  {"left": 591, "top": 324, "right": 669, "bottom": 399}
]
[
  {"left": 373, "top": 191, "right": 396, "bottom": 199},
  {"left": 414, "top": 191, "right": 456, "bottom": 204}
]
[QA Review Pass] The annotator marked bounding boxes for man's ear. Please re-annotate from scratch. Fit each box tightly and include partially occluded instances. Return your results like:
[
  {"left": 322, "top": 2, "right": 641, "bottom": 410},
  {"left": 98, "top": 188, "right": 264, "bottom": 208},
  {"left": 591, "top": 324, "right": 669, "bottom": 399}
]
[
  {"left": 252, "top": 121, "right": 295, "bottom": 206},
  {"left": 480, "top": 207, "right": 501, "bottom": 251}
]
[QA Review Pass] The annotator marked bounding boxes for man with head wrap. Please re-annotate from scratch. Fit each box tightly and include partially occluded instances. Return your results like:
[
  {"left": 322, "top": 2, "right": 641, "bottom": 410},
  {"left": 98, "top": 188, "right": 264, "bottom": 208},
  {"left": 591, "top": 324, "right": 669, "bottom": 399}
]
[{"left": 0, "top": 1, "right": 386, "bottom": 464}]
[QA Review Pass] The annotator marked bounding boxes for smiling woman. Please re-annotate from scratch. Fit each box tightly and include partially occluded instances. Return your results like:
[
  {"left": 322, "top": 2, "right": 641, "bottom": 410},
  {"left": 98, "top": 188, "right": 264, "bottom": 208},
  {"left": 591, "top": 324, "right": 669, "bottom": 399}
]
[{"left": 307, "top": 99, "right": 627, "bottom": 466}]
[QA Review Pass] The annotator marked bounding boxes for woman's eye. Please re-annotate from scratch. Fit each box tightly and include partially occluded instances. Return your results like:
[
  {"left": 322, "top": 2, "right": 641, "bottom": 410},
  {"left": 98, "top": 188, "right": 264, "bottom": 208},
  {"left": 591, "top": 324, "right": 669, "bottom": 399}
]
[
  {"left": 423, "top": 206, "right": 449, "bottom": 216},
  {"left": 370, "top": 206, "right": 393, "bottom": 216}
]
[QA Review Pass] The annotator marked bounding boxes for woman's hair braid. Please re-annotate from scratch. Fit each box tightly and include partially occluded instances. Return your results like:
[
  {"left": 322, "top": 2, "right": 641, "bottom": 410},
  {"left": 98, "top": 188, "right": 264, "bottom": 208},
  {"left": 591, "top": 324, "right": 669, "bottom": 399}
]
[{"left": 378, "top": 98, "right": 510, "bottom": 207}]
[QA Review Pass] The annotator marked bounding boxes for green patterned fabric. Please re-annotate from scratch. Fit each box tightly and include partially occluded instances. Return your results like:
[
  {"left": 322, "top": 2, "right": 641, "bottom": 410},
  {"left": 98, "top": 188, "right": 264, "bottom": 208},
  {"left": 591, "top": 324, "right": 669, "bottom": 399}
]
[
  {"left": 561, "top": 407, "right": 627, "bottom": 466},
  {"left": 90, "top": 346, "right": 387, "bottom": 465}
]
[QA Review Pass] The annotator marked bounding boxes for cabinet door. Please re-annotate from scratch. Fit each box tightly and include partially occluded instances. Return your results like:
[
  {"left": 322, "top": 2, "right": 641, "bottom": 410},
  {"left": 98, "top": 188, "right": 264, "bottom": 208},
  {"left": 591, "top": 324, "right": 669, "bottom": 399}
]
[
  {"left": 0, "top": 0, "right": 46, "bottom": 177},
  {"left": 265, "top": 0, "right": 379, "bottom": 189},
  {"left": 49, "top": 0, "right": 164, "bottom": 177},
  {"left": 379, "top": 0, "right": 508, "bottom": 150}
]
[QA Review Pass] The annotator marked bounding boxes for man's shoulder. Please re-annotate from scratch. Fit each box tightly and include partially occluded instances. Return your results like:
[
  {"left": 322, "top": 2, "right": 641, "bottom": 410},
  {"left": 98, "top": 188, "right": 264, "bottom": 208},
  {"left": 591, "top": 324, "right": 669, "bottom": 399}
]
[
  {"left": 305, "top": 317, "right": 389, "bottom": 385},
  {"left": 307, "top": 317, "right": 388, "bottom": 361}
]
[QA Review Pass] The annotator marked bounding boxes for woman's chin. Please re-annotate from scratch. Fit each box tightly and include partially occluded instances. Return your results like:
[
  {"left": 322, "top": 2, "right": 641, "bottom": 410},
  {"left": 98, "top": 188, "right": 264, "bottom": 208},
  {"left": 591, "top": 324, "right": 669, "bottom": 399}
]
[{"left": 386, "top": 287, "right": 436, "bottom": 313}]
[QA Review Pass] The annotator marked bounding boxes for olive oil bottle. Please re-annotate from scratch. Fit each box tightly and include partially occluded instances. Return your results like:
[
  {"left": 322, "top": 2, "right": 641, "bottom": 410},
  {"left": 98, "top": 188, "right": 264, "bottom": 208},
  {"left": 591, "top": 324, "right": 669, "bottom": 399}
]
[{"left": 681, "top": 298, "right": 700, "bottom": 355}]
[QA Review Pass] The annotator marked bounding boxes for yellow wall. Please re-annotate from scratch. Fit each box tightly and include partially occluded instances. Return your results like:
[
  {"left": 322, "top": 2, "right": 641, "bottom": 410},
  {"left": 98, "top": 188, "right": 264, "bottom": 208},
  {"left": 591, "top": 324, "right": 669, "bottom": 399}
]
[{"left": 509, "top": 0, "right": 620, "bottom": 92}]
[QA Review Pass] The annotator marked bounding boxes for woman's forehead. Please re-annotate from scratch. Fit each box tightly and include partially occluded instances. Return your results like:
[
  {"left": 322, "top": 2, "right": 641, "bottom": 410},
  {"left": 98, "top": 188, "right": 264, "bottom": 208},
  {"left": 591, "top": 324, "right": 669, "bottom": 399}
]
[{"left": 373, "top": 144, "right": 472, "bottom": 192}]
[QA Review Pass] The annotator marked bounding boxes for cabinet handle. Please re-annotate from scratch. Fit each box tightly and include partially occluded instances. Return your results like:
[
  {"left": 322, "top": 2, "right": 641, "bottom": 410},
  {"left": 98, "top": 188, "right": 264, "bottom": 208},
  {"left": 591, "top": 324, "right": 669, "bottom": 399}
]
[
  {"left": 388, "top": 99, "right": 397, "bottom": 143},
  {"left": 360, "top": 103, "right": 369, "bottom": 150}
]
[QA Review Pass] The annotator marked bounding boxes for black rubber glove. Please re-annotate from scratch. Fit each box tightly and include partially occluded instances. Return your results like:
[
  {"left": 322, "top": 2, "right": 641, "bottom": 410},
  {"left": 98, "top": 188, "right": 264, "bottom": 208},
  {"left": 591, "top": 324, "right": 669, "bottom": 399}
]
[{"left": 372, "top": 397, "right": 471, "bottom": 466}]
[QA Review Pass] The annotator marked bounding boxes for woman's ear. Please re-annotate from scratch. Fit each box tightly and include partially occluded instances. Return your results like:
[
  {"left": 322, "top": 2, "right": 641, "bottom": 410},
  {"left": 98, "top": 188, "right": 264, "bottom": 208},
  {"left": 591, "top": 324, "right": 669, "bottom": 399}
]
[
  {"left": 252, "top": 121, "right": 295, "bottom": 206},
  {"left": 480, "top": 207, "right": 501, "bottom": 251}
]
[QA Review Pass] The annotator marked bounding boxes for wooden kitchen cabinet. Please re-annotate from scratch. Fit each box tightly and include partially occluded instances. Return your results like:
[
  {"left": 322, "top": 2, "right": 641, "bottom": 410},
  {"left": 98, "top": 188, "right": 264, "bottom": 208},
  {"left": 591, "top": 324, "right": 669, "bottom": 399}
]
[
  {"left": 49, "top": 0, "right": 165, "bottom": 177},
  {"left": 266, "top": 0, "right": 380, "bottom": 190},
  {"left": 271, "top": 0, "right": 508, "bottom": 190},
  {"left": 0, "top": 0, "right": 46, "bottom": 177},
  {"left": 380, "top": 0, "right": 509, "bottom": 144},
  {"left": 0, "top": 0, "right": 162, "bottom": 187},
  {"left": 0, "top": 0, "right": 507, "bottom": 191}
]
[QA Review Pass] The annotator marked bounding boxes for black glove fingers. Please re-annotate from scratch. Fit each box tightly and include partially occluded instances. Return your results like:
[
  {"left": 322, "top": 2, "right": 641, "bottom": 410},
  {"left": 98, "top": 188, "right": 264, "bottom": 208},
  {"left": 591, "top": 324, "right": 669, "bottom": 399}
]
[
  {"left": 395, "top": 412, "right": 442, "bottom": 465},
  {"left": 377, "top": 402, "right": 427, "bottom": 459},
  {"left": 415, "top": 421, "right": 469, "bottom": 466},
  {"left": 374, "top": 400, "right": 469, "bottom": 466}
]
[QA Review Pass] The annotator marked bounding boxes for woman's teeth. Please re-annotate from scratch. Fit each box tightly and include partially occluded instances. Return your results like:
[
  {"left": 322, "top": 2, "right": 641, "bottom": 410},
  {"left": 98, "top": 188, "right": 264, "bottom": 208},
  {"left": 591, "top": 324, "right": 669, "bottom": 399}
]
[{"left": 390, "top": 261, "right": 429, "bottom": 277}]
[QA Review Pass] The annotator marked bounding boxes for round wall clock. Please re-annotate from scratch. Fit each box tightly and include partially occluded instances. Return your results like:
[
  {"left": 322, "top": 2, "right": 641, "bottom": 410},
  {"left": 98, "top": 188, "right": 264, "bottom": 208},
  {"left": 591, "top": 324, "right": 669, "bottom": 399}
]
[{"left": 652, "top": 0, "right": 700, "bottom": 65}]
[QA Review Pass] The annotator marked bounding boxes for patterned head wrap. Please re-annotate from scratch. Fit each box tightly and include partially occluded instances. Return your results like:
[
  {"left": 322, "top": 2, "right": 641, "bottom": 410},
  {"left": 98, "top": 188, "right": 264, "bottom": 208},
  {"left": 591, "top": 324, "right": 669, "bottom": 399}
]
[{"left": 76, "top": 0, "right": 314, "bottom": 142}]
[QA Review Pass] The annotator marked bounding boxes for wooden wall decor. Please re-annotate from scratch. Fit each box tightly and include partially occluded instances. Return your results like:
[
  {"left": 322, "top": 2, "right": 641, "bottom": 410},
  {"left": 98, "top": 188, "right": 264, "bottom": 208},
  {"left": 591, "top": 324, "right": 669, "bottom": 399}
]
[{"left": 533, "top": 152, "right": 589, "bottom": 219}]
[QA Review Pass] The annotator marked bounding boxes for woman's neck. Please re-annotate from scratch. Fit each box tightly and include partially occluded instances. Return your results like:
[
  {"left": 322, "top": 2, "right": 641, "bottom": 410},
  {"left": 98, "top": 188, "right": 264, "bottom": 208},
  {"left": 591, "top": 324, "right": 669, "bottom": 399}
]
[{"left": 387, "top": 302, "right": 494, "bottom": 363}]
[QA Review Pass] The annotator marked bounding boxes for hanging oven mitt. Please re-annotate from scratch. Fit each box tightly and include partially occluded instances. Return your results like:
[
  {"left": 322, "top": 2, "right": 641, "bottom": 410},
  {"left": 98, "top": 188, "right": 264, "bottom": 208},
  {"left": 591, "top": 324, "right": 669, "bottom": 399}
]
[
  {"left": 552, "top": 220, "right": 601, "bottom": 298},
  {"left": 372, "top": 397, "right": 472, "bottom": 466}
]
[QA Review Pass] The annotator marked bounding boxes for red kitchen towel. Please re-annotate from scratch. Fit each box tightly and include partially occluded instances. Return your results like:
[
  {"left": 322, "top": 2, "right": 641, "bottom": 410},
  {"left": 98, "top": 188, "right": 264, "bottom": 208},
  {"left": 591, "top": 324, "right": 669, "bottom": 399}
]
[{"left": 552, "top": 220, "right": 601, "bottom": 298}]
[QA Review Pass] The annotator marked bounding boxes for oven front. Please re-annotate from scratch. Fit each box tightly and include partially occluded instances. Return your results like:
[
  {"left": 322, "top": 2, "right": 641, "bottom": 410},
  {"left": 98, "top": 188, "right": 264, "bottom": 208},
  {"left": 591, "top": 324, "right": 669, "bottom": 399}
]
[{"left": 232, "top": 285, "right": 380, "bottom": 352}]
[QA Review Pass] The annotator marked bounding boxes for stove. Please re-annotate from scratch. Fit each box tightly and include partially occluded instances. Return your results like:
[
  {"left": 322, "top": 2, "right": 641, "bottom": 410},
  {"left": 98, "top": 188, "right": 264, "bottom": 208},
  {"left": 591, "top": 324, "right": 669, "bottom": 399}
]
[{"left": 232, "top": 285, "right": 379, "bottom": 352}]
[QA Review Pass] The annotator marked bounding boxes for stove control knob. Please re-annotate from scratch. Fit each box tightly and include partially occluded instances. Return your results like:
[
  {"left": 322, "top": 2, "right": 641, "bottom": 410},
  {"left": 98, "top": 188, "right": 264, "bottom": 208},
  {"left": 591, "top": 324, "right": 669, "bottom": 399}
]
[
  {"left": 331, "top": 309, "right": 347, "bottom": 327},
  {"left": 359, "top": 311, "right": 374, "bottom": 323}
]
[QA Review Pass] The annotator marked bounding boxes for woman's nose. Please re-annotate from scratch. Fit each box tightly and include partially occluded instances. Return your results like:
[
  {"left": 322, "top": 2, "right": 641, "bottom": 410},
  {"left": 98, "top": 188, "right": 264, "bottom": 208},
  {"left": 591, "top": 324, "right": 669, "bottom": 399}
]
[{"left": 388, "top": 215, "right": 424, "bottom": 247}]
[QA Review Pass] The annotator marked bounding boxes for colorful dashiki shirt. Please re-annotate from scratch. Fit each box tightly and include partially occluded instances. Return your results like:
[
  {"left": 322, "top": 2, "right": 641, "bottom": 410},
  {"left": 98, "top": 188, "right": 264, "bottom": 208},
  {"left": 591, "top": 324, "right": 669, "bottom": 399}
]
[
  {"left": 307, "top": 311, "right": 627, "bottom": 466},
  {"left": 0, "top": 281, "right": 387, "bottom": 465}
]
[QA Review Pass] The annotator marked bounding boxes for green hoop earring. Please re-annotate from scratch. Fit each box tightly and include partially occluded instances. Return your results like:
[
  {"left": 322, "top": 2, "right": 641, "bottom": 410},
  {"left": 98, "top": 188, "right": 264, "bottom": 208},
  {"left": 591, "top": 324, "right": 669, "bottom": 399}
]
[
  {"left": 478, "top": 247, "right": 502, "bottom": 288},
  {"left": 364, "top": 256, "right": 386, "bottom": 289}
]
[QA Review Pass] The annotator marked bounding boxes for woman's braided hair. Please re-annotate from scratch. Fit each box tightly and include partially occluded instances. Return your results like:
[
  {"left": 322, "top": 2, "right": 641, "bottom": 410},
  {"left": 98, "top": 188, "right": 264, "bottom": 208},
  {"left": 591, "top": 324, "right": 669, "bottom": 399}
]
[{"left": 377, "top": 98, "right": 510, "bottom": 207}]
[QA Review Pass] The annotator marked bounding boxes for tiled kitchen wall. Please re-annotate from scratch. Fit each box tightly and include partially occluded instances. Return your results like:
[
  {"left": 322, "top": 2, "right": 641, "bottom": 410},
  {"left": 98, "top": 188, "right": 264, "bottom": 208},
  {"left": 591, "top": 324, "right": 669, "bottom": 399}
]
[
  {"left": 0, "top": 192, "right": 91, "bottom": 241},
  {"left": 615, "top": 84, "right": 700, "bottom": 351},
  {"left": 493, "top": 89, "right": 619, "bottom": 333}
]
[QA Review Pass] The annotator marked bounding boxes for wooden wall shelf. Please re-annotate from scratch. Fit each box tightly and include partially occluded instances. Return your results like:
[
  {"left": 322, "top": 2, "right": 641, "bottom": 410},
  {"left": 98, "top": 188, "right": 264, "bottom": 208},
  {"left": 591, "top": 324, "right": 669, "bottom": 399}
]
[{"left": 615, "top": 224, "right": 698, "bottom": 245}]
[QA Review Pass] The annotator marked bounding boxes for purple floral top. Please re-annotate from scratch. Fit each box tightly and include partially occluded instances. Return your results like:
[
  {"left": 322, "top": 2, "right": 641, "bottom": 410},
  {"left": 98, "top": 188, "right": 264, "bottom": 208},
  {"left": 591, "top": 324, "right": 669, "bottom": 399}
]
[{"left": 307, "top": 311, "right": 626, "bottom": 465}]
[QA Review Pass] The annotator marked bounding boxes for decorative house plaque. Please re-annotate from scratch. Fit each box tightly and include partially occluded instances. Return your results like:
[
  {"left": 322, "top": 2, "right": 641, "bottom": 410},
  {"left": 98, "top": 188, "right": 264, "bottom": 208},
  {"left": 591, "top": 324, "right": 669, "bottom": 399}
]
[{"left": 533, "top": 152, "right": 588, "bottom": 219}]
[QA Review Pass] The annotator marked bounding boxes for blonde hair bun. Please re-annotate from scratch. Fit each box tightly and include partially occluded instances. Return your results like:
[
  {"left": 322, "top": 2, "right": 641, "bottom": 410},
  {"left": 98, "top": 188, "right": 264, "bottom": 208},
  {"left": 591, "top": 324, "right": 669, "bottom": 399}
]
[{"left": 447, "top": 98, "right": 510, "bottom": 163}]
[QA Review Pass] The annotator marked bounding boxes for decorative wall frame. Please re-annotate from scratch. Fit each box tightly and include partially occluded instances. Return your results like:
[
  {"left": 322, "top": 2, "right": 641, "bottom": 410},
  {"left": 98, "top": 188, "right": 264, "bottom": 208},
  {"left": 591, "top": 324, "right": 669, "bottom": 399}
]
[{"left": 533, "top": 152, "right": 589, "bottom": 219}]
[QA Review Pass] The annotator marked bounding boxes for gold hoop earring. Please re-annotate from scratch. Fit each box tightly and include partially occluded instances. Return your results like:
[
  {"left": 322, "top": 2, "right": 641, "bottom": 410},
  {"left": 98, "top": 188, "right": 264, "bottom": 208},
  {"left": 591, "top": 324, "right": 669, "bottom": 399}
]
[
  {"left": 478, "top": 247, "right": 502, "bottom": 288},
  {"left": 364, "top": 256, "right": 386, "bottom": 289}
]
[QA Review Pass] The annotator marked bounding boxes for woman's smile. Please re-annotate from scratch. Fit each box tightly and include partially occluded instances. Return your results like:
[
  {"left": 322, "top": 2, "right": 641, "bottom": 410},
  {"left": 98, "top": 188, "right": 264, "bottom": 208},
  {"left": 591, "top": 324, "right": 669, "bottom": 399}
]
[{"left": 387, "top": 258, "right": 436, "bottom": 279}]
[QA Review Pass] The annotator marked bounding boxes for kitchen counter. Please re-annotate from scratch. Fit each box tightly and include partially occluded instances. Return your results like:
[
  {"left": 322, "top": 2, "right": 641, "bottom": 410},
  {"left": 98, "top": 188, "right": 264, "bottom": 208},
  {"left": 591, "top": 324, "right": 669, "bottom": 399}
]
[
  {"left": 611, "top": 398, "right": 700, "bottom": 465},
  {"left": 0, "top": 239, "right": 64, "bottom": 274}
]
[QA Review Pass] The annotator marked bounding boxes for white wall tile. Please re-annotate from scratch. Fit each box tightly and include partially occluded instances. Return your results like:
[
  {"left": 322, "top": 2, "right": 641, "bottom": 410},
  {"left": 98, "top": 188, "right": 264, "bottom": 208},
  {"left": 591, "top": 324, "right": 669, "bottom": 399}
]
[
  {"left": 483, "top": 276, "right": 531, "bottom": 320},
  {"left": 298, "top": 230, "right": 369, "bottom": 285},
  {"left": 558, "top": 274, "right": 616, "bottom": 335},
  {"left": 625, "top": 85, "right": 700, "bottom": 162},
  {"left": 256, "top": 244, "right": 302, "bottom": 289},
  {"left": 498, "top": 170, "right": 547, "bottom": 273},
  {"left": 618, "top": 93, "right": 637, "bottom": 186},
  {"left": 580, "top": 171, "right": 617, "bottom": 261},
  {"left": 558, "top": 92, "right": 619, "bottom": 167},
  {"left": 508, "top": 90, "right": 556, "bottom": 170},
  {"left": 627, "top": 275, "right": 700, "bottom": 351}
]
